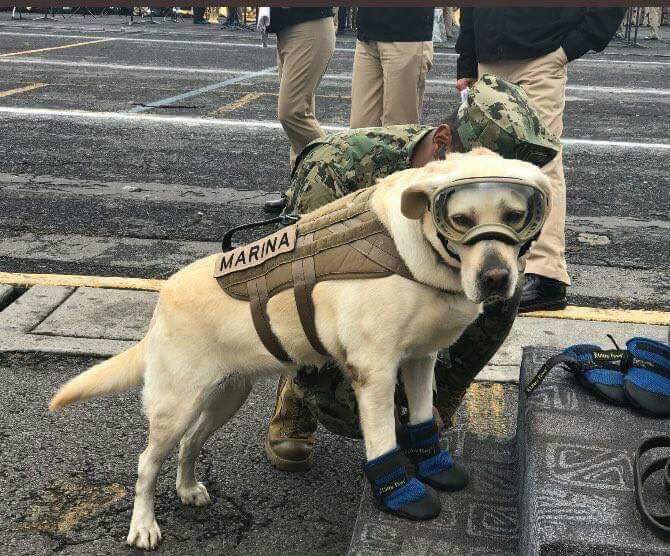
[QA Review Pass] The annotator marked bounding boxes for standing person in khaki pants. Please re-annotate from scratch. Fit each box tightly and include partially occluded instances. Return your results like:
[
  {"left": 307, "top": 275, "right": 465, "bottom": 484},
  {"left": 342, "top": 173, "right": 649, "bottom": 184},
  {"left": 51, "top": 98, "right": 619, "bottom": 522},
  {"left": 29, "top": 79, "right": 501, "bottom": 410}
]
[
  {"left": 350, "top": 7, "right": 434, "bottom": 128},
  {"left": 645, "top": 7, "right": 662, "bottom": 40},
  {"left": 266, "top": 8, "right": 335, "bottom": 168},
  {"left": 456, "top": 7, "right": 625, "bottom": 312}
]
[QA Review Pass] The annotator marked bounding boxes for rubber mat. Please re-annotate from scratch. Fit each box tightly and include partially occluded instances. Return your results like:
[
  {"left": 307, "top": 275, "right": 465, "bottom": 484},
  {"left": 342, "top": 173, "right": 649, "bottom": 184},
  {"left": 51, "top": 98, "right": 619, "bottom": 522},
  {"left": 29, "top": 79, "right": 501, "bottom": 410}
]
[
  {"left": 517, "top": 346, "right": 670, "bottom": 555},
  {"left": 348, "top": 382, "right": 520, "bottom": 555}
]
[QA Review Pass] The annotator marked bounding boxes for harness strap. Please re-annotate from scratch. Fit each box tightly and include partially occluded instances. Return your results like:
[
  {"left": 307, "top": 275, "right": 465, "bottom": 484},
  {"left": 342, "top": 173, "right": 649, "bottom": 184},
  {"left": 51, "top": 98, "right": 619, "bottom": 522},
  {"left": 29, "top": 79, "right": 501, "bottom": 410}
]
[
  {"left": 634, "top": 435, "right": 670, "bottom": 538},
  {"left": 248, "top": 277, "right": 292, "bottom": 363},
  {"left": 292, "top": 233, "right": 330, "bottom": 357}
]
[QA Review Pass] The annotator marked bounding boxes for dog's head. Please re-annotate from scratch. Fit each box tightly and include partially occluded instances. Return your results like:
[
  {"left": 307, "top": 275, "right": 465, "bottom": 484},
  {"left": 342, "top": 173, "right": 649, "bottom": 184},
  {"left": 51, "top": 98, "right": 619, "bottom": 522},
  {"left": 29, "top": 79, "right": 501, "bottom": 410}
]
[{"left": 400, "top": 148, "right": 551, "bottom": 304}]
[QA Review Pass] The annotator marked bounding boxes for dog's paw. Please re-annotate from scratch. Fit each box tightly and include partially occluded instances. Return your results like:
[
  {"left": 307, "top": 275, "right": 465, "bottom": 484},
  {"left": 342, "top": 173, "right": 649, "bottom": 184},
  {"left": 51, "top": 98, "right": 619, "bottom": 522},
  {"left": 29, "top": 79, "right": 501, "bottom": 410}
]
[
  {"left": 127, "top": 518, "right": 162, "bottom": 550},
  {"left": 177, "top": 482, "right": 211, "bottom": 506}
]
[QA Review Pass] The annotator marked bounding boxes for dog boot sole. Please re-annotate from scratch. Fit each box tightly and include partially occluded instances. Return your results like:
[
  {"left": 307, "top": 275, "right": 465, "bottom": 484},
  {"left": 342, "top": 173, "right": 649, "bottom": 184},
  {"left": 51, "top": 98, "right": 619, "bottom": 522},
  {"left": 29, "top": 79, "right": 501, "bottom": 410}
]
[
  {"left": 625, "top": 381, "right": 670, "bottom": 417},
  {"left": 374, "top": 484, "right": 442, "bottom": 521},
  {"left": 421, "top": 462, "right": 470, "bottom": 492}
]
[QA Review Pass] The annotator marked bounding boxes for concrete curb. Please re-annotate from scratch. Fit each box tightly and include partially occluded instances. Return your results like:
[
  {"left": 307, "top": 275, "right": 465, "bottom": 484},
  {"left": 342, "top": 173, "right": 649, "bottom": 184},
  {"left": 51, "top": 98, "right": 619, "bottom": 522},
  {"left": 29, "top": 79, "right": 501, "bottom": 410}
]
[
  {"left": 0, "top": 284, "right": 667, "bottom": 382},
  {"left": 0, "top": 285, "right": 139, "bottom": 356}
]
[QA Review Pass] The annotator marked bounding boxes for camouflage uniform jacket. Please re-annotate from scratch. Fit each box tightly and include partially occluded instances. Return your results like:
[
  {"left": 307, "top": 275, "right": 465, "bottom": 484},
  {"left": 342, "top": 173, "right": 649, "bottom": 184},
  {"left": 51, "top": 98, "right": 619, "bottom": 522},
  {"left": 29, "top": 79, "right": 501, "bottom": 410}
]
[{"left": 284, "top": 125, "right": 433, "bottom": 214}]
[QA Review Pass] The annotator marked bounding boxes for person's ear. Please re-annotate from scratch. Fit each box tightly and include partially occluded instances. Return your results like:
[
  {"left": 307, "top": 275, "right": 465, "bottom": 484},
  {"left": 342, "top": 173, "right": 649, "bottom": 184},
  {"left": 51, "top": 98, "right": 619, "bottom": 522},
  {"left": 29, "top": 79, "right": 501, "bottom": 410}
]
[
  {"left": 432, "top": 124, "right": 453, "bottom": 159},
  {"left": 401, "top": 184, "right": 432, "bottom": 220}
]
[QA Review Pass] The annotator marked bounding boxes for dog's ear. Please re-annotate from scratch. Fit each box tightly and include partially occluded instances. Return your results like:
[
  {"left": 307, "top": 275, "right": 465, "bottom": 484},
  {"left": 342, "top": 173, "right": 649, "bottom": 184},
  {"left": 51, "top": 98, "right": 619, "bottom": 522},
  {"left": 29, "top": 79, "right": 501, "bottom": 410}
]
[{"left": 401, "top": 184, "right": 431, "bottom": 220}]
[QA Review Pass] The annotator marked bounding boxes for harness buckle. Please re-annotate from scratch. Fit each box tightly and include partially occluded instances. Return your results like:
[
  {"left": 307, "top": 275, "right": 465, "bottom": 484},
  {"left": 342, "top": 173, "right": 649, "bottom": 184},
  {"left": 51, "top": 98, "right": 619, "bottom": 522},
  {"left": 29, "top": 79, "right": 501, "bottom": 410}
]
[{"left": 222, "top": 214, "right": 300, "bottom": 252}]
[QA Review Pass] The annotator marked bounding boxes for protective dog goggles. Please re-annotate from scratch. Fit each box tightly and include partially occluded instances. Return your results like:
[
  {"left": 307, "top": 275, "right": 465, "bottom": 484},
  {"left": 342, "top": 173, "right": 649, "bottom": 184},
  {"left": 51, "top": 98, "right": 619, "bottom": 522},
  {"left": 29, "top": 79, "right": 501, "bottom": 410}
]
[{"left": 429, "top": 177, "right": 550, "bottom": 247}]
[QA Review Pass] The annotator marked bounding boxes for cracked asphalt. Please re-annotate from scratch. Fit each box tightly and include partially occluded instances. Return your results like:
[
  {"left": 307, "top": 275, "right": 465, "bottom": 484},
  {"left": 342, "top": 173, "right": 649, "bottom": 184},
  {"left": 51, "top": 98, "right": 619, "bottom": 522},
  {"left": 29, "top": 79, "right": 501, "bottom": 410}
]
[
  {"left": 1, "top": 352, "right": 362, "bottom": 555},
  {"left": 0, "top": 12, "right": 668, "bottom": 555}
]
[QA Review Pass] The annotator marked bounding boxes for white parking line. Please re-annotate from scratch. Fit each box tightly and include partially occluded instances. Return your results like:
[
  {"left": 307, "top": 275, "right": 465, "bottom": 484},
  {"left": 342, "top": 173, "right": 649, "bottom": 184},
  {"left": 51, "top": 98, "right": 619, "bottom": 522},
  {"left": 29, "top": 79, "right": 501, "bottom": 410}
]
[
  {"left": 1, "top": 30, "right": 669, "bottom": 66},
  {"left": 2, "top": 57, "right": 668, "bottom": 98},
  {"left": 128, "top": 66, "right": 276, "bottom": 113},
  {"left": 1, "top": 106, "right": 668, "bottom": 150},
  {"left": 0, "top": 37, "right": 114, "bottom": 58},
  {"left": 322, "top": 73, "right": 670, "bottom": 96},
  {"left": 0, "top": 57, "right": 244, "bottom": 76}
]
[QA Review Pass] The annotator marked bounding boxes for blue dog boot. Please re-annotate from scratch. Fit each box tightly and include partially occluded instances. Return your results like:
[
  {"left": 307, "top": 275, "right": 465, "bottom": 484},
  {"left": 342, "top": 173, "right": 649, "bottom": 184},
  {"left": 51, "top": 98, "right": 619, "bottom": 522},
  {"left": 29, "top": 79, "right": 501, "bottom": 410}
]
[
  {"left": 363, "top": 447, "right": 441, "bottom": 520},
  {"left": 526, "top": 343, "right": 629, "bottom": 405},
  {"left": 569, "top": 344, "right": 630, "bottom": 404},
  {"left": 400, "top": 417, "right": 469, "bottom": 492},
  {"left": 625, "top": 337, "right": 670, "bottom": 417}
]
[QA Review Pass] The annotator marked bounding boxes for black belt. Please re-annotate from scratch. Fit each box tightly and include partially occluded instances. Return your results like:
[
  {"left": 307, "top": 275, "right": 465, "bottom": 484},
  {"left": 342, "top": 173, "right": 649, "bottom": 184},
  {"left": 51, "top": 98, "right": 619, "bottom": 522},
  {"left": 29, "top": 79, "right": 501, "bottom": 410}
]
[{"left": 634, "top": 435, "right": 670, "bottom": 538}]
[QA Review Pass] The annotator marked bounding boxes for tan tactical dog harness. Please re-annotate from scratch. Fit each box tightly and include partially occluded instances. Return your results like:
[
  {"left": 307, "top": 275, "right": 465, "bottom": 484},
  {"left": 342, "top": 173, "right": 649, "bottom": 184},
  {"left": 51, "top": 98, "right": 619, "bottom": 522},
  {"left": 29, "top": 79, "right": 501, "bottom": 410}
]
[{"left": 215, "top": 188, "right": 416, "bottom": 363}]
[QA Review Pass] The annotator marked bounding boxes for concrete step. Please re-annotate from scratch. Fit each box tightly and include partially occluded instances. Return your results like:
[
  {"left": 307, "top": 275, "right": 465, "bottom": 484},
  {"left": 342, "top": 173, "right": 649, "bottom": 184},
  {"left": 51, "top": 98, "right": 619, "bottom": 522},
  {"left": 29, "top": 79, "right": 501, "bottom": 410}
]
[
  {"left": 6, "top": 284, "right": 664, "bottom": 380},
  {"left": 517, "top": 346, "right": 670, "bottom": 555}
]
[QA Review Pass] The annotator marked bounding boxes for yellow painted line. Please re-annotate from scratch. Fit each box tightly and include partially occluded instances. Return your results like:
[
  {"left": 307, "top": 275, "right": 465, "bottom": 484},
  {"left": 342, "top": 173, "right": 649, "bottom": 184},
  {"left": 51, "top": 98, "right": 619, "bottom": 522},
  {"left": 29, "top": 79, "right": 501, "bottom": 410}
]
[
  {"left": 207, "top": 91, "right": 264, "bottom": 116},
  {"left": 207, "top": 91, "right": 350, "bottom": 117},
  {"left": 464, "top": 383, "right": 508, "bottom": 437},
  {"left": 0, "top": 38, "right": 114, "bottom": 58},
  {"left": 0, "top": 272, "right": 163, "bottom": 292},
  {"left": 0, "top": 271, "right": 667, "bottom": 325},
  {"left": 520, "top": 305, "right": 669, "bottom": 326},
  {"left": 249, "top": 91, "right": 351, "bottom": 101},
  {"left": 0, "top": 82, "right": 45, "bottom": 98}
]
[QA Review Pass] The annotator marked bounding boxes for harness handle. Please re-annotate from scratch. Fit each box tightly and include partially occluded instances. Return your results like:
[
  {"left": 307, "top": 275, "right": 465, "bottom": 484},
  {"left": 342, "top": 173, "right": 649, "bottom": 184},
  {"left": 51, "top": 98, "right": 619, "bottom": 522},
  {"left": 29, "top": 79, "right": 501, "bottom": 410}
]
[{"left": 221, "top": 214, "right": 299, "bottom": 252}]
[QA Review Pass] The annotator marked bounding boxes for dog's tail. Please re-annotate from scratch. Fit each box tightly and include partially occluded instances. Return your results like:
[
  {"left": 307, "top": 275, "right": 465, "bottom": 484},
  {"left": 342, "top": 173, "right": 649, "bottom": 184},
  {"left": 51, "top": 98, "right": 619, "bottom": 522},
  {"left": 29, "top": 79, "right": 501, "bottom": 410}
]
[{"left": 49, "top": 341, "right": 145, "bottom": 411}]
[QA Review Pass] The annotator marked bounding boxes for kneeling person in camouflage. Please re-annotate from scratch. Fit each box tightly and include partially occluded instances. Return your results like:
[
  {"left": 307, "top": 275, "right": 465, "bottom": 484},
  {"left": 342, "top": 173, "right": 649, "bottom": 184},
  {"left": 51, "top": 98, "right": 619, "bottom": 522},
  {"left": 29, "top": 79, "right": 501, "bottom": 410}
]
[{"left": 266, "top": 75, "right": 560, "bottom": 471}]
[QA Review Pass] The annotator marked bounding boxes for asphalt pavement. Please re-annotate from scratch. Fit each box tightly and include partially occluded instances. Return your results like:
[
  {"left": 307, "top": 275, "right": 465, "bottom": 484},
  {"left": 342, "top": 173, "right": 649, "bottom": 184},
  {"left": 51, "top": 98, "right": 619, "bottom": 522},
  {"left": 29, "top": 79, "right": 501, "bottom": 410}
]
[
  {"left": 0, "top": 13, "right": 668, "bottom": 555},
  {"left": 0, "top": 352, "right": 362, "bottom": 555},
  {"left": 0, "top": 15, "right": 668, "bottom": 309}
]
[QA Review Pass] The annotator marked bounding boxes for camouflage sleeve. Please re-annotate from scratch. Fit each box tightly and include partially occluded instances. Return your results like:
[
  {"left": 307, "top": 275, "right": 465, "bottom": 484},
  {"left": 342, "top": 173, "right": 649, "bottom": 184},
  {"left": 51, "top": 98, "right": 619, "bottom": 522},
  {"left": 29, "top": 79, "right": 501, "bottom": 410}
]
[
  {"left": 433, "top": 274, "right": 522, "bottom": 427},
  {"left": 284, "top": 161, "right": 344, "bottom": 214}
]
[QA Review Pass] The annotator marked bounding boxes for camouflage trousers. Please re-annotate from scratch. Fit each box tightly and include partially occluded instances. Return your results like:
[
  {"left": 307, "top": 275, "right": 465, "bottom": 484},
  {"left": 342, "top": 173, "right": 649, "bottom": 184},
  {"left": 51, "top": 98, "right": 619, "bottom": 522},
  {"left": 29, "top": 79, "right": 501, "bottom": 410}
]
[{"left": 281, "top": 161, "right": 521, "bottom": 438}]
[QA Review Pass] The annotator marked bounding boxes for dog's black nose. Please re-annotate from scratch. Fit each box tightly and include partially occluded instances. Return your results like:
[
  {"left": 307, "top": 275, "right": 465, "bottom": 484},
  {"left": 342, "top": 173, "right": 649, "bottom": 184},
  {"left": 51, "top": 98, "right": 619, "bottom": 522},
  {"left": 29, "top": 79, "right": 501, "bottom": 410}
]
[{"left": 479, "top": 267, "right": 510, "bottom": 292}]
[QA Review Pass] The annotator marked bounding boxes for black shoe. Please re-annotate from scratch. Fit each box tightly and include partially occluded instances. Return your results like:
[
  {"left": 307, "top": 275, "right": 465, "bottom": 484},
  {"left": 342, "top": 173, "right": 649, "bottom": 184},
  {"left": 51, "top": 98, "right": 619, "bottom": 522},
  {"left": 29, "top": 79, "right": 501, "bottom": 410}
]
[
  {"left": 193, "top": 18, "right": 208, "bottom": 24},
  {"left": 519, "top": 273, "right": 567, "bottom": 313},
  {"left": 264, "top": 197, "right": 286, "bottom": 214}
]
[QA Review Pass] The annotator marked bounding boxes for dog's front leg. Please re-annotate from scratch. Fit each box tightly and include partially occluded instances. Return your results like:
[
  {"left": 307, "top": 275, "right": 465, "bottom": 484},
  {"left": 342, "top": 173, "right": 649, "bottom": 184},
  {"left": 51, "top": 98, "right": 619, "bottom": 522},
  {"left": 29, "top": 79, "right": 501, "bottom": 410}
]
[
  {"left": 350, "top": 364, "right": 397, "bottom": 459},
  {"left": 351, "top": 358, "right": 441, "bottom": 520},
  {"left": 398, "top": 353, "right": 469, "bottom": 494},
  {"left": 400, "top": 354, "right": 437, "bottom": 426}
]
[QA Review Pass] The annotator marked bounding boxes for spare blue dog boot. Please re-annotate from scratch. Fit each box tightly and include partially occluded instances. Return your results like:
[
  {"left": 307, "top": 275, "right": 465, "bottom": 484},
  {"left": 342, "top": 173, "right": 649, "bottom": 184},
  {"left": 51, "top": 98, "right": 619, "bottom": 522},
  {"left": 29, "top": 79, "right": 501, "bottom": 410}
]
[
  {"left": 625, "top": 337, "right": 670, "bottom": 417},
  {"left": 526, "top": 343, "right": 629, "bottom": 405},
  {"left": 363, "top": 447, "right": 441, "bottom": 520},
  {"left": 399, "top": 417, "right": 469, "bottom": 492}
]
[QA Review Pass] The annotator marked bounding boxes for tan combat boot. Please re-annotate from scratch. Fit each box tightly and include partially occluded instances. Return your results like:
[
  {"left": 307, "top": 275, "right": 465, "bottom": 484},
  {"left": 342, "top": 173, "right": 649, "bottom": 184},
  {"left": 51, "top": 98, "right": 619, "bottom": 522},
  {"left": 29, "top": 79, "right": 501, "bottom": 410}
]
[{"left": 265, "top": 375, "right": 318, "bottom": 471}]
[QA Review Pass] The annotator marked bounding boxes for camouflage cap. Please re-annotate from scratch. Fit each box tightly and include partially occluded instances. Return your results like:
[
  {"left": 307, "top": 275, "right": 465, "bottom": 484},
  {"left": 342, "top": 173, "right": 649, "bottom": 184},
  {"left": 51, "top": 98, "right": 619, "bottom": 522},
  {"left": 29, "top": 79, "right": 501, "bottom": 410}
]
[{"left": 457, "top": 74, "right": 560, "bottom": 167}]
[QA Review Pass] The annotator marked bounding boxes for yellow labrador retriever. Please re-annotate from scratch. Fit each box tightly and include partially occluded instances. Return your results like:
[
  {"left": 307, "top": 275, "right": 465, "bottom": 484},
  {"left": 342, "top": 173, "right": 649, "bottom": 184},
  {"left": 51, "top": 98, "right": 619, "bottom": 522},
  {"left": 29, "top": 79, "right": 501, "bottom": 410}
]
[{"left": 50, "top": 149, "right": 550, "bottom": 549}]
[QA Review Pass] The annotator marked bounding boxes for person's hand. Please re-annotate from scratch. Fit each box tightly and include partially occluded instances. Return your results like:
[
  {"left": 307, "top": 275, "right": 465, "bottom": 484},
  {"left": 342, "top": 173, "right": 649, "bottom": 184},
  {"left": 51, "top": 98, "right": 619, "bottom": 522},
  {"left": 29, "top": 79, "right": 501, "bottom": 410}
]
[{"left": 456, "top": 78, "right": 475, "bottom": 92}]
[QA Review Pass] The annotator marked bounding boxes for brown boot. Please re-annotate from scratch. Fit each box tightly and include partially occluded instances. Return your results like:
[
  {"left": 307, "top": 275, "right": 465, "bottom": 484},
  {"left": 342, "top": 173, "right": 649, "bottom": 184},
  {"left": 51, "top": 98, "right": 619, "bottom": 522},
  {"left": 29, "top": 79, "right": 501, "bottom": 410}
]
[{"left": 265, "top": 375, "right": 318, "bottom": 472}]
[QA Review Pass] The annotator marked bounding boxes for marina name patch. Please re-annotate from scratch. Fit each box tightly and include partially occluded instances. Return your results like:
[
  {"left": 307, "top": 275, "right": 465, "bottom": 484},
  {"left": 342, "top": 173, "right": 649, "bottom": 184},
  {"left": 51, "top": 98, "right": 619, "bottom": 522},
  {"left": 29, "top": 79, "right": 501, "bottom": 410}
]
[{"left": 215, "top": 225, "right": 297, "bottom": 277}]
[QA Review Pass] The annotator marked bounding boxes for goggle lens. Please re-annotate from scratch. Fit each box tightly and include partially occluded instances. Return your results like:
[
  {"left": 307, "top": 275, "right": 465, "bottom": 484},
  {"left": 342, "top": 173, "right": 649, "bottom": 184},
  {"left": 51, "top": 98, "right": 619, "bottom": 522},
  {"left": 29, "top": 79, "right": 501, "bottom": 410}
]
[{"left": 432, "top": 181, "right": 548, "bottom": 244}]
